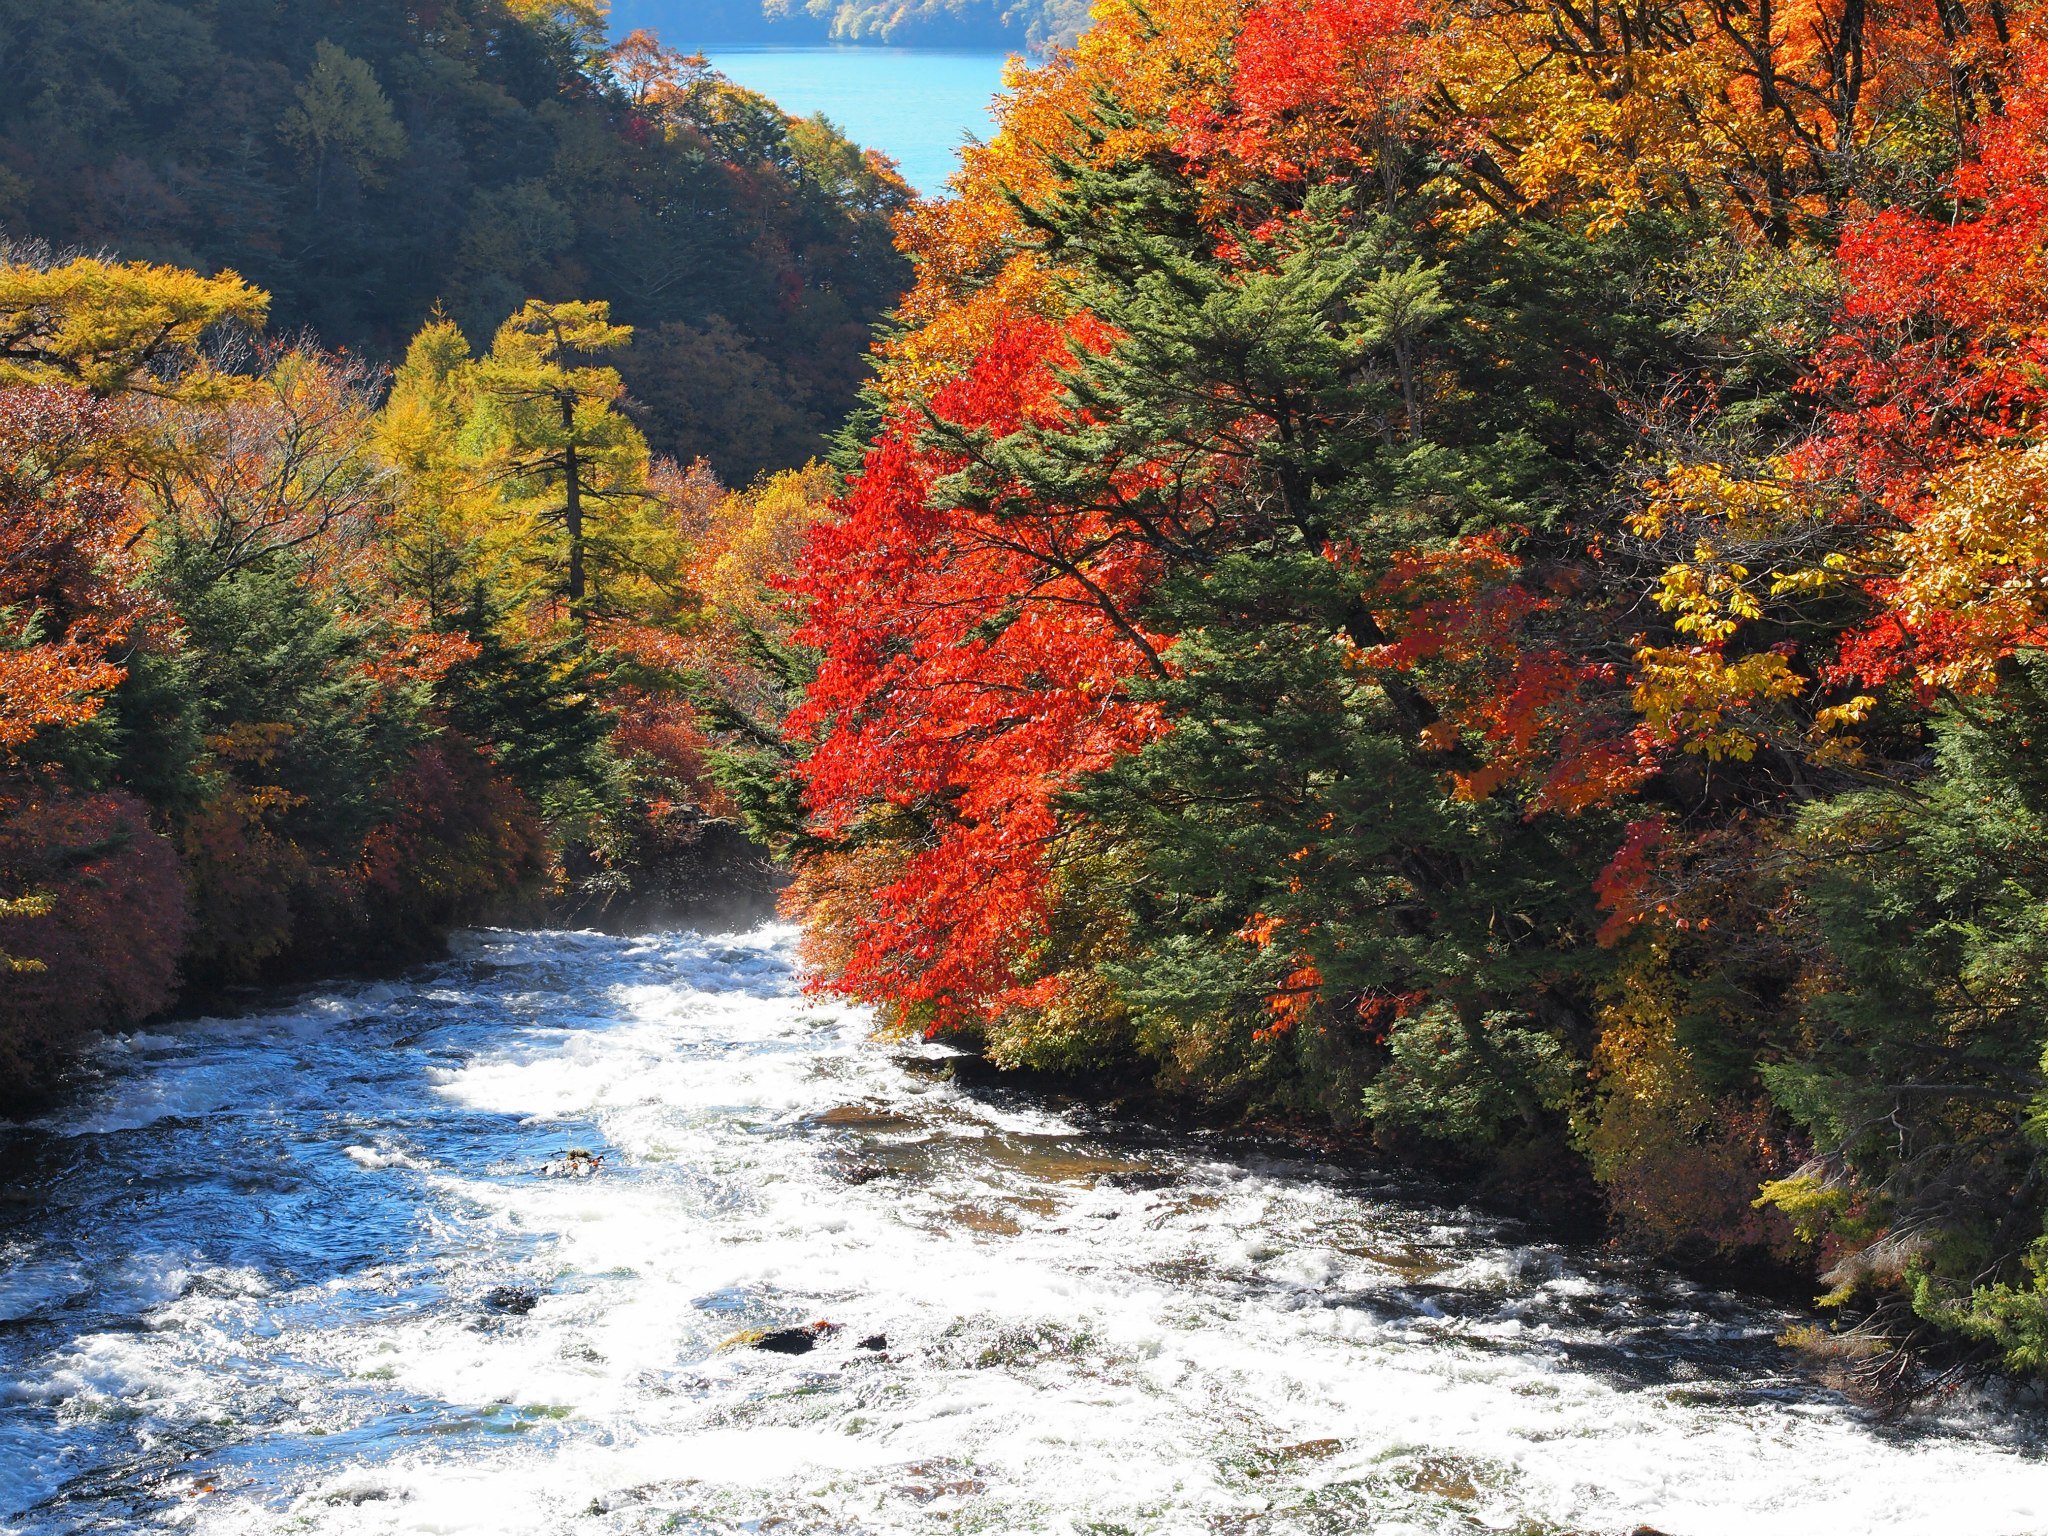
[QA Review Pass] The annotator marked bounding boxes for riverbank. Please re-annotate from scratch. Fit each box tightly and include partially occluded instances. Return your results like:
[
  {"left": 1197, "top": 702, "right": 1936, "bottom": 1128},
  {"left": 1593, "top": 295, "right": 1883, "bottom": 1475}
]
[
  {"left": 937, "top": 1044, "right": 1842, "bottom": 1315},
  {"left": 0, "top": 823, "right": 781, "bottom": 1122}
]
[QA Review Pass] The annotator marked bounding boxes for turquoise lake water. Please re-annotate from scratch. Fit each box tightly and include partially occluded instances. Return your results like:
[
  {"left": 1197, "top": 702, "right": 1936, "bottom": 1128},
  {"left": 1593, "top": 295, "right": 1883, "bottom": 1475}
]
[{"left": 704, "top": 48, "right": 1011, "bottom": 195}]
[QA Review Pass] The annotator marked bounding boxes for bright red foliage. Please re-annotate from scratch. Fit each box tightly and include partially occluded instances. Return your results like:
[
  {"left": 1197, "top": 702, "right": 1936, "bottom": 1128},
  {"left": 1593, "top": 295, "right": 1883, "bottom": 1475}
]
[
  {"left": 1176, "top": 0, "right": 1429, "bottom": 178},
  {"left": 1811, "top": 40, "right": 2048, "bottom": 691},
  {"left": 1359, "top": 534, "right": 1652, "bottom": 815},
  {"left": 789, "top": 318, "right": 1167, "bottom": 1029}
]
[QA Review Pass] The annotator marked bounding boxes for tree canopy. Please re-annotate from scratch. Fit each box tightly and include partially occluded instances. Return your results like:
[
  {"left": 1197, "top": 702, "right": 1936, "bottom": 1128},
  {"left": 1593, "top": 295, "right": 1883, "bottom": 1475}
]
[{"left": 763, "top": 0, "right": 2048, "bottom": 1391}]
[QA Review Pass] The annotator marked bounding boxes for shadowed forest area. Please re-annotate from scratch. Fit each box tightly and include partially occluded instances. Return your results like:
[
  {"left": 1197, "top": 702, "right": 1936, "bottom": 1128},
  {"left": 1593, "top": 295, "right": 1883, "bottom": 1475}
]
[{"left": 0, "top": 0, "right": 913, "bottom": 481}]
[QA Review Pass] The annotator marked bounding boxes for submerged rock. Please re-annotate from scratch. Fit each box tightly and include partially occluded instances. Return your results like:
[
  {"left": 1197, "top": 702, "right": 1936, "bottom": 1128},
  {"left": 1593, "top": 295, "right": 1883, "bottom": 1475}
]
[
  {"left": 753, "top": 1327, "right": 823, "bottom": 1355},
  {"left": 484, "top": 1286, "right": 539, "bottom": 1316}
]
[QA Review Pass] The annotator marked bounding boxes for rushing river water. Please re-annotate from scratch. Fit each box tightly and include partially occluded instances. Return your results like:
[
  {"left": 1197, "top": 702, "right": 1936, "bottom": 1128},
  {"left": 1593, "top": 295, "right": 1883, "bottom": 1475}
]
[{"left": 1, "top": 925, "right": 2045, "bottom": 1535}]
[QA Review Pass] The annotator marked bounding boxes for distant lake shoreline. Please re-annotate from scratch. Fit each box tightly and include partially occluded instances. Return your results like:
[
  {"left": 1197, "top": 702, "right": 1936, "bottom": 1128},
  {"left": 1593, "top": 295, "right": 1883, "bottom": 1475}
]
[
  {"left": 702, "top": 47, "right": 1012, "bottom": 195},
  {"left": 608, "top": 0, "right": 1036, "bottom": 52}
]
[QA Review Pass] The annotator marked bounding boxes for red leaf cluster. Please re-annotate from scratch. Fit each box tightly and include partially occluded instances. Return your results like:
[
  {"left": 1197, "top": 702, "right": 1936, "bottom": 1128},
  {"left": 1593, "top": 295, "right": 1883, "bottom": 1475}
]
[
  {"left": 0, "top": 388, "right": 154, "bottom": 758},
  {"left": 789, "top": 318, "right": 1166, "bottom": 1028}
]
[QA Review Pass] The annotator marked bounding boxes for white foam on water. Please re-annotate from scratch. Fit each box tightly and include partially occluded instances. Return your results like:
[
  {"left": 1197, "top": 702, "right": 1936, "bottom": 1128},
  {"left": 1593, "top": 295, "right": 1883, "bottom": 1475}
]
[
  {"left": 47, "top": 1065, "right": 241, "bottom": 1138},
  {"left": 2, "top": 923, "right": 2045, "bottom": 1535}
]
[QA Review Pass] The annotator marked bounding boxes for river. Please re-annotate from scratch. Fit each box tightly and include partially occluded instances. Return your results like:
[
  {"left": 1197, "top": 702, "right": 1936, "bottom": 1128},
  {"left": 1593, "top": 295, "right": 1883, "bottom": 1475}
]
[{"left": 0, "top": 925, "right": 2043, "bottom": 1534}]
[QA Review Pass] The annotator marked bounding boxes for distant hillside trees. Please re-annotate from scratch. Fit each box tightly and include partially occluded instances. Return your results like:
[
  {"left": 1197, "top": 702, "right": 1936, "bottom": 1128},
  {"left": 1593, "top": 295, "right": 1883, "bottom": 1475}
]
[{"left": 0, "top": 0, "right": 913, "bottom": 481}]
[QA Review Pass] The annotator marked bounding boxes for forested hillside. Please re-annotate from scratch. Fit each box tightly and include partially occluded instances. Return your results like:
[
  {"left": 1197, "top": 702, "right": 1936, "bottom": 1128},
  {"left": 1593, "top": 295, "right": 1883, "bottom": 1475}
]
[
  {"left": 762, "top": 0, "right": 2048, "bottom": 1389},
  {"left": 0, "top": 0, "right": 912, "bottom": 480}
]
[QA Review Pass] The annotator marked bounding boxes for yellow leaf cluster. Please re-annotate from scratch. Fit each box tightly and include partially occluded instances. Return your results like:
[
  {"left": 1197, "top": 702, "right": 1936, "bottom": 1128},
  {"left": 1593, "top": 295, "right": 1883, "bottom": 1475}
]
[
  {"left": 0, "top": 257, "right": 267, "bottom": 398},
  {"left": 1440, "top": 6, "right": 1741, "bottom": 233},
  {"left": 1633, "top": 644, "right": 1805, "bottom": 761},
  {"left": 1888, "top": 441, "right": 2048, "bottom": 693},
  {"left": 1633, "top": 460, "right": 1800, "bottom": 541},
  {"left": 693, "top": 463, "right": 838, "bottom": 630},
  {"left": 1652, "top": 552, "right": 1764, "bottom": 645},
  {"left": 1439, "top": 1, "right": 1982, "bottom": 239}
]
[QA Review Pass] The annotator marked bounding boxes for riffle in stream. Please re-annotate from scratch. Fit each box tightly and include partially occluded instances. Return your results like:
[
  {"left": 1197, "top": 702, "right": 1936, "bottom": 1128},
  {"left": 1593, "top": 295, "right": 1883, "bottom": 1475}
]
[{"left": 1, "top": 925, "right": 2044, "bottom": 1534}]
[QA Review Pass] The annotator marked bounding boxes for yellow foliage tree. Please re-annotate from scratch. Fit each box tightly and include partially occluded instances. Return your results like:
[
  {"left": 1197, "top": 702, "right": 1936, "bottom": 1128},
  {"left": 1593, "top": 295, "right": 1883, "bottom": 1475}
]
[
  {"left": 692, "top": 463, "right": 837, "bottom": 633},
  {"left": 375, "top": 317, "right": 497, "bottom": 619},
  {"left": 0, "top": 254, "right": 267, "bottom": 398},
  {"left": 1439, "top": 0, "right": 2012, "bottom": 242},
  {"left": 376, "top": 301, "right": 695, "bottom": 636}
]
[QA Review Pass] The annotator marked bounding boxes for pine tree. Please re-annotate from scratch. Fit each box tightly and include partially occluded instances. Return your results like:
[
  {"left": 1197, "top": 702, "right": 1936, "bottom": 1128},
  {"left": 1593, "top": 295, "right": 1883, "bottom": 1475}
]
[
  {"left": 1766, "top": 657, "right": 2048, "bottom": 1372},
  {"left": 912, "top": 110, "right": 1652, "bottom": 1126},
  {"left": 467, "top": 299, "right": 655, "bottom": 630}
]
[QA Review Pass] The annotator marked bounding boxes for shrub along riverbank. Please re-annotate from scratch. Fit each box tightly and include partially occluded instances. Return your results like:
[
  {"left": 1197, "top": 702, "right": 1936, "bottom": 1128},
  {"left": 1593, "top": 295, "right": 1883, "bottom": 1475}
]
[{"left": 742, "top": 0, "right": 2048, "bottom": 1393}]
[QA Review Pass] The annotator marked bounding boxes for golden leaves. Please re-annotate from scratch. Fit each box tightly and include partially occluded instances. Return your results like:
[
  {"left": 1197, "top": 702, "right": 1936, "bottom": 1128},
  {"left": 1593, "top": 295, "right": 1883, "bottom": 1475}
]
[
  {"left": 0, "top": 257, "right": 267, "bottom": 399},
  {"left": 1632, "top": 645, "right": 1806, "bottom": 762}
]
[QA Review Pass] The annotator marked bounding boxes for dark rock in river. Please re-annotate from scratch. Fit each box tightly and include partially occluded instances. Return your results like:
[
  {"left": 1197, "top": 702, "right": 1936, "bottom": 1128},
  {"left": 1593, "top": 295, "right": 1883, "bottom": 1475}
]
[
  {"left": 724, "top": 1320, "right": 843, "bottom": 1355},
  {"left": 484, "top": 1286, "right": 539, "bottom": 1316}
]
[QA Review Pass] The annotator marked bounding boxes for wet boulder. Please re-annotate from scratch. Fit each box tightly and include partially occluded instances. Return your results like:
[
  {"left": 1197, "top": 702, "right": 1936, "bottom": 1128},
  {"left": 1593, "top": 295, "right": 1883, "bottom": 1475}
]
[{"left": 484, "top": 1286, "right": 540, "bottom": 1315}]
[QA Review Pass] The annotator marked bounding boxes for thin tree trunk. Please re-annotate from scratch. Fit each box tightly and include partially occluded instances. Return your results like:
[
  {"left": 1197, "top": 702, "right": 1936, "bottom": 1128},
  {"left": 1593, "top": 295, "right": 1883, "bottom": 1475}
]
[{"left": 561, "top": 391, "right": 586, "bottom": 624}]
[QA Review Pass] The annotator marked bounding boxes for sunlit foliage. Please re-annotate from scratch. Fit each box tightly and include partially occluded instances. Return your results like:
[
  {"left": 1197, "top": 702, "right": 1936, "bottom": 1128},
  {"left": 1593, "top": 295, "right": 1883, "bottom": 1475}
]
[{"left": 766, "top": 0, "right": 2048, "bottom": 1387}]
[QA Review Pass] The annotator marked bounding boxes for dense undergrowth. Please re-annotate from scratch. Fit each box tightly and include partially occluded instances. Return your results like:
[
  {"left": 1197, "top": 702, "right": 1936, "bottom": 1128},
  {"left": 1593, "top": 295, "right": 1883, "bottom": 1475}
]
[{"left": 741, "top": 0, "right": 2048, "bottom": 1391}]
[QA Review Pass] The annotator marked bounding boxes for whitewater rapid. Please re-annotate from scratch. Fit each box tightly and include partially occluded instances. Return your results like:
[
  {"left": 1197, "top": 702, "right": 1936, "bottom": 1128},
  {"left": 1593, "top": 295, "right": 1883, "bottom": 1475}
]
[{"left": 0, "top": 925, "right": 2043, "bottom": 1534}]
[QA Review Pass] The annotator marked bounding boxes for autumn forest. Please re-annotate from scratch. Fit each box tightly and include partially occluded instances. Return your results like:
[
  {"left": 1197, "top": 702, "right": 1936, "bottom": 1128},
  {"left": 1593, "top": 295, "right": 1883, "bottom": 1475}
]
[{"left": 11, "top": 0, "right": 2048, "bottom": 1409}]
